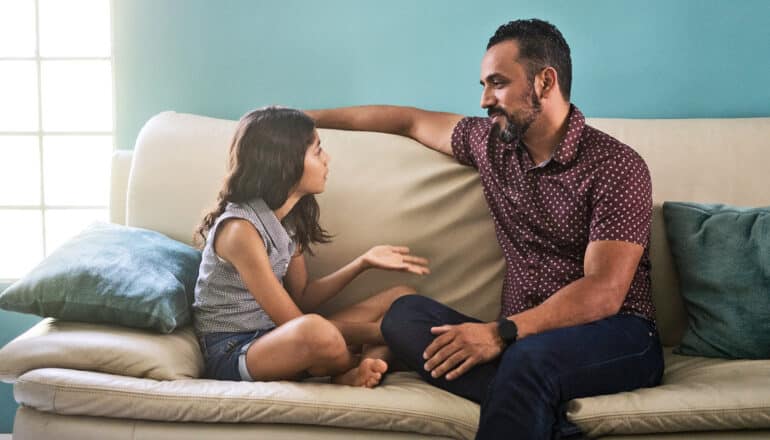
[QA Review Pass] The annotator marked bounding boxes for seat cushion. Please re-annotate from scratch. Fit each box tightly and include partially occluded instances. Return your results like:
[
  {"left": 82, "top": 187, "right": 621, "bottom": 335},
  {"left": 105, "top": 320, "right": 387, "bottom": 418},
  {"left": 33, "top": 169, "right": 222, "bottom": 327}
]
[
  {"left": 567, "top": 348, "right": 770, "bottom": 436},
  {"left": 14, "top": 368, "right": 479, "bottom": 440},
  {"left": 10, "top": 347, "right": 770, "bottom": 438}
]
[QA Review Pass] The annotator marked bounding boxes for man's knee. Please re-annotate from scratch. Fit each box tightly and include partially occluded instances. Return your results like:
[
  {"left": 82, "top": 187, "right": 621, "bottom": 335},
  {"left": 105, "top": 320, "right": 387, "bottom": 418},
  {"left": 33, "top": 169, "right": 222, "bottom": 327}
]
[
  {"left": 380, "top": 294, "right": 432, "bottom": 342},
  {"left": 382, "top": 293, "right": 431, "bottom": 322}
]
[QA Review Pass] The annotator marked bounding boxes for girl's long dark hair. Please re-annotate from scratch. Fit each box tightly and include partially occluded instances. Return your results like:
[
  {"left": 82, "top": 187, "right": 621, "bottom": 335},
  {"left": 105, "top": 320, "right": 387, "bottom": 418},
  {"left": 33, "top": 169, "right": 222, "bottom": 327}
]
[{"left": 195, "top": 107, "right": 332, "bottom": 254}]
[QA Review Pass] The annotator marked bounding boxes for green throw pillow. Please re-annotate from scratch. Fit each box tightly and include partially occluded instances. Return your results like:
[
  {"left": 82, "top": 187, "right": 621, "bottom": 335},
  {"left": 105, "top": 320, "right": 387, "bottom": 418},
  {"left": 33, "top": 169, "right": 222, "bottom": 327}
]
[
  {"left": 663, "top": 202, "right": 770, "bottom": 359},
  {"left": 0, "top": 222, "right": 201, "bottom": 333}
]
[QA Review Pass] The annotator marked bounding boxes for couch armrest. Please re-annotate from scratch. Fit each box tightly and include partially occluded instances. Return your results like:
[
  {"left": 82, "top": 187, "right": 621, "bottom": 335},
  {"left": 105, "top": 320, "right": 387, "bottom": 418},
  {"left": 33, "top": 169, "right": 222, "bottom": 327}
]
[
  {"left": 0, "top": 318, "right": 202, "bottom": 383},
  {"left": 110, "top": 150, "right": 133, "bottom": 225}
]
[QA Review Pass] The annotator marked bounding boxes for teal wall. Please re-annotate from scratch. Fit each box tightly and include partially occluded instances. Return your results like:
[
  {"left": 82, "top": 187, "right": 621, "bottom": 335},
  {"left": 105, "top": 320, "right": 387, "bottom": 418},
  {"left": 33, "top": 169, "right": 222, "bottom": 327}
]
[
  {"left": 2, "top": 0, "right": 770, "bottom": 433},
  {"left": 0, "top": 307, "right": 41, "bottom": 433},
  {"left": 113, "top": 0, "right": 770, "bottom": 150}
]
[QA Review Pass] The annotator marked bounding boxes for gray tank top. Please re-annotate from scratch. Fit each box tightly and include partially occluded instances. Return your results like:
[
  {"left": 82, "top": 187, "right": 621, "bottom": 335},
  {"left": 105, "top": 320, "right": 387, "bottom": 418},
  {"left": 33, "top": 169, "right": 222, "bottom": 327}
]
[{"left": 192, "top": 198, "right": 296, "bottom": 334}]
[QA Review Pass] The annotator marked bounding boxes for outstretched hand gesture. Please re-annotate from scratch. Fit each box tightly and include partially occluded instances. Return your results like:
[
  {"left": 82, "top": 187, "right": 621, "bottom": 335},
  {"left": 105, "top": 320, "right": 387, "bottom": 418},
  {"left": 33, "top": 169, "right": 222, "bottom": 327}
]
[{"left": 361, "top": 245, "right": 430, "bottom": 275}]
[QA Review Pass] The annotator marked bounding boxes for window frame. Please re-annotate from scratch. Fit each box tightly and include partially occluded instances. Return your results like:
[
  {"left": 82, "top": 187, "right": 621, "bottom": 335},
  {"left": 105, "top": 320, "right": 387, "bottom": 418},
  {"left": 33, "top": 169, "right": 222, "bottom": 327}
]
[{"left": 0, "top": 0, "right": 115, "bottom": 284}]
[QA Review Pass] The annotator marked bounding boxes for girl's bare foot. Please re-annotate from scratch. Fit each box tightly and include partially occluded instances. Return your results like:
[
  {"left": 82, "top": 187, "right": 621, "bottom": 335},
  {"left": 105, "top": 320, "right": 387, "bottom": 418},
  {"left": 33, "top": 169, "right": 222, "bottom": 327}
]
[{"left": 332, "top": 358, "right": 388, "bottom": 388}]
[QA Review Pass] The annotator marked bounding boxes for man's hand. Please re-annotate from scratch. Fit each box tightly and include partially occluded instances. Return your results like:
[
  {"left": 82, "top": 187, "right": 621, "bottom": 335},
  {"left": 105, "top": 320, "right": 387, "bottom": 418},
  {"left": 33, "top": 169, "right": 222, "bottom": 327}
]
[{"left": 423, "top": 322, "right": 504, "bottom": 381}]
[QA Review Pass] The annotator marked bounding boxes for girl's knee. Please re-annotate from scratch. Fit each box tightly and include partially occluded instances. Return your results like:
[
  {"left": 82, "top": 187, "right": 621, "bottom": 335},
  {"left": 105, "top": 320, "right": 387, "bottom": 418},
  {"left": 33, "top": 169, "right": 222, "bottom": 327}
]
[
  {"left": 388, "top": 285, "right": 417, "bottom": 297},
  {"left": 377, "top": 285, "right": 417, "bottom": 308},
  {"left": 295, "top": 314, "right": 347, "bottom": 362},
  {"left": 386, "top": 293, "right": 435, "bottom": 316}
]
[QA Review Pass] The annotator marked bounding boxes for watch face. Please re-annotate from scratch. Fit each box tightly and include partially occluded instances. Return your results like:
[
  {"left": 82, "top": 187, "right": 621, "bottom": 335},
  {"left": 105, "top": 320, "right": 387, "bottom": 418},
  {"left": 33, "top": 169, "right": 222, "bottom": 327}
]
[{"left": 499, "top": 319, "right": 517, "bottom": 341}]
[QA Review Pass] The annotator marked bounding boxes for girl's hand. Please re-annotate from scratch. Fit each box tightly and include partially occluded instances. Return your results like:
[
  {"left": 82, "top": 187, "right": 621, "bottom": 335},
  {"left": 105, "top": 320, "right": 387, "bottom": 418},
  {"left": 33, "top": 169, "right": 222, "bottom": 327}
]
[{"left": 361, "top": 245, "right": 430, "bottom": 275}]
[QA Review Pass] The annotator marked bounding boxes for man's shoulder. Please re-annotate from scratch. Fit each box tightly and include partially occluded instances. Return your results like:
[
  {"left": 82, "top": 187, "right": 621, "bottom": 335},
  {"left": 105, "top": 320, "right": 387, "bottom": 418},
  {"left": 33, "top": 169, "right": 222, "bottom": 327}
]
[
  {"left": 451, "top": 116, "right": 494, "bottom": 157},
  {"left": 581, "top": 123, "right": 647, "bottom": 168}
]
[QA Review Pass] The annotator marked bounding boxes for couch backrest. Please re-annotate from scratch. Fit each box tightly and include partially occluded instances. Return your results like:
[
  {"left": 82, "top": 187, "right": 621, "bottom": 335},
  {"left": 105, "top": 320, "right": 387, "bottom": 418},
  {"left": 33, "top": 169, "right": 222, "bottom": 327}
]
[{"left": 118, "top": 112, "right": 770, "bottom": 346}]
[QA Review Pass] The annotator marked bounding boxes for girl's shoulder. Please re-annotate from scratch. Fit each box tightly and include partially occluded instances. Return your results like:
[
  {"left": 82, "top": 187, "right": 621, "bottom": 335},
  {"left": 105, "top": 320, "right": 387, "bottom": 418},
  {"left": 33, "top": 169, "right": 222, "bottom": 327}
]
[
  {"left": 207, "top": 200, "right": 265, "bottom": 245},
  {"left": 220, "top": 198, "right": 293, "bottom": 255}
]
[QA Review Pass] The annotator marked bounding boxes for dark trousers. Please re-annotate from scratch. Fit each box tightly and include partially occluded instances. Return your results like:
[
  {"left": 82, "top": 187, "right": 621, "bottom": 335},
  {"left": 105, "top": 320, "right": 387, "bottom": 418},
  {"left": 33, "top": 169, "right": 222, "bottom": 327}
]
[{"left": 380, "top": 295, "right": 664, "bottom": 440}]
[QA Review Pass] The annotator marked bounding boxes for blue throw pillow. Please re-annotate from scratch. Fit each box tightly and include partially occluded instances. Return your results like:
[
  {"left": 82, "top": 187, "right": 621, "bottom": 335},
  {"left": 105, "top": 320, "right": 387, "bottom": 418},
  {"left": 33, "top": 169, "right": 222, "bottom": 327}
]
[
  {"left": 0, "top": 222, "right": 201, "bottom": 333},
  {"left": 663, "top": 202, "right": 770, "bottom": 359}
]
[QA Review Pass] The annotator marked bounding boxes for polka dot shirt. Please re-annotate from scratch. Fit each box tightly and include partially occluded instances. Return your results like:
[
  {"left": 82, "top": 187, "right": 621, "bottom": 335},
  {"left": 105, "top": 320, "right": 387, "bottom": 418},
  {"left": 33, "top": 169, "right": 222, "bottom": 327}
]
[{"left": 451, "top": 105, "right": 655, "bottom": 323}]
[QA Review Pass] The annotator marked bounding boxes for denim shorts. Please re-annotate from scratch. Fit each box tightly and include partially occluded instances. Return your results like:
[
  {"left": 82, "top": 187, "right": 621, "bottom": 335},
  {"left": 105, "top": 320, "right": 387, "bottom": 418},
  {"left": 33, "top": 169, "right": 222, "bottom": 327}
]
[{"left": 199, "top": 328, "right": 273, "bottom": 381}]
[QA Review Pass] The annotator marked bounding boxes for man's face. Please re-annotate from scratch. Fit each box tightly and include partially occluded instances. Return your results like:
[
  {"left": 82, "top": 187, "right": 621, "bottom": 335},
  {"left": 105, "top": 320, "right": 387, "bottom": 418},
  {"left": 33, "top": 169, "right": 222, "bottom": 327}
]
[{"left": 479, "top": 40, "right": 542, "bottom": 143}]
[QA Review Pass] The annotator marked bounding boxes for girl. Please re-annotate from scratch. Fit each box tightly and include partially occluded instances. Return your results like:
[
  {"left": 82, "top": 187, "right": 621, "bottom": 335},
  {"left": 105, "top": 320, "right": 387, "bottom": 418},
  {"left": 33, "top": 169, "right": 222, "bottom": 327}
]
[{"left": 192, "top": 106, "right": 429, "bottom": 387}]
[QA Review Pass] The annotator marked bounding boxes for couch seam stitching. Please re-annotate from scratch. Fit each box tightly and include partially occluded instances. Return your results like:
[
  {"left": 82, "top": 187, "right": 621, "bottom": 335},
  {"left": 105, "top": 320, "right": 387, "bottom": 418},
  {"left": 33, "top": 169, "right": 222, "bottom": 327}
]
[{"left": 571, "top": 405, "right": 770, "bottom": 422}]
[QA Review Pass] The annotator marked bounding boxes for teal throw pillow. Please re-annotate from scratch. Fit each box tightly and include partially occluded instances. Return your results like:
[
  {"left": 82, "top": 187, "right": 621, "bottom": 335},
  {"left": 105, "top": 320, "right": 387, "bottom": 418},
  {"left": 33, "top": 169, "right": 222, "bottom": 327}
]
[
  {"left": 663, "top": 202, "right": 770, "bottom": 359},
  {"left": 0, "top": 222, "right": 201, "bottom": 333}
]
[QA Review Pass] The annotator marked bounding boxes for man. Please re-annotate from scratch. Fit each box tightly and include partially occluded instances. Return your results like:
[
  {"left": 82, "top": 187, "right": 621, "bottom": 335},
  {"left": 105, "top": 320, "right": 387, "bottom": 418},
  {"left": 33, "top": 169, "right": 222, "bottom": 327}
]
[{"left": 306, "top": 18, "right": 663, "bottom": 440}]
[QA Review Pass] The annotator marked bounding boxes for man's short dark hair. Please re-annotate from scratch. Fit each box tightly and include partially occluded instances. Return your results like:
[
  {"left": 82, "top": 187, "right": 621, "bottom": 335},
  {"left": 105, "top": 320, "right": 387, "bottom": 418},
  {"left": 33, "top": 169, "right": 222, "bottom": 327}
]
[{"left": 487, "top": 19, "right": 572, "bottom": 100}]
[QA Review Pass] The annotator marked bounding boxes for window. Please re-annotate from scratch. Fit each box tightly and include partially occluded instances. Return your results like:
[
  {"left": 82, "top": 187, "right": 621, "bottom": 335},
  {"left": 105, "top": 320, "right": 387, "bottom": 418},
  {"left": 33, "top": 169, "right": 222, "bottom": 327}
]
[{"left": 0, "top": 0, "right": 113, "bottom": 282}]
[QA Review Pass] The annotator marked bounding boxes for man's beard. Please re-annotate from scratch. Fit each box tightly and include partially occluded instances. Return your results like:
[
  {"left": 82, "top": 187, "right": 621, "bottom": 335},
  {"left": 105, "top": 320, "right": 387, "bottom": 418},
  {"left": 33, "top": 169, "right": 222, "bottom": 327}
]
[{"left": 494, "top": 84, "right": 542, "bottom": 144}]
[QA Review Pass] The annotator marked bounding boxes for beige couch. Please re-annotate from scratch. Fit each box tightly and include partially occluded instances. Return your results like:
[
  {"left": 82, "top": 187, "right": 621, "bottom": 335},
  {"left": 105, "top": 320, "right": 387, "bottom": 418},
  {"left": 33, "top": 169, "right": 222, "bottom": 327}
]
[{"left": 1, "top": 112, "right": 769, "bottom": 439}]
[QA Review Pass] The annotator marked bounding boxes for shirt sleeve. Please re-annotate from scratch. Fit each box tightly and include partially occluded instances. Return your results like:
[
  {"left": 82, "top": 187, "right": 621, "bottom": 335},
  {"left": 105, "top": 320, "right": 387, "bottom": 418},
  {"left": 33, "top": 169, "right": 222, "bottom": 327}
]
[
  {"left": 450, "top": 117, "right": 481, "bottom": 168},
  {"left": 589, "top": 153, "right": 652, "bottom": 246}
]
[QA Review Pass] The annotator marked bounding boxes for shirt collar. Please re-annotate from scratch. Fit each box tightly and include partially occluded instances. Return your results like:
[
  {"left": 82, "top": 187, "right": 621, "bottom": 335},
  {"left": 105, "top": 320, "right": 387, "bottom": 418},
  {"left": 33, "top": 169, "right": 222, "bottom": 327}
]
[
  {"left": 246, "top": 198, "right": 293, "bottom": 251},
  {"left": 504, "top": 104, "right": 584, "bottom": 167},
  {"left": 550, "top": 104, "right": 584, "bottom": 165}
]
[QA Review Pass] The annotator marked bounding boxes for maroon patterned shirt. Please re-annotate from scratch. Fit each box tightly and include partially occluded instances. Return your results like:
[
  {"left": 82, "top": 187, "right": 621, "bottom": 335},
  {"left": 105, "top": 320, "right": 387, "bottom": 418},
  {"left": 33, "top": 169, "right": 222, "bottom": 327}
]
[{"left": 451, "top": 105, "right": 655, "bottom": 323}]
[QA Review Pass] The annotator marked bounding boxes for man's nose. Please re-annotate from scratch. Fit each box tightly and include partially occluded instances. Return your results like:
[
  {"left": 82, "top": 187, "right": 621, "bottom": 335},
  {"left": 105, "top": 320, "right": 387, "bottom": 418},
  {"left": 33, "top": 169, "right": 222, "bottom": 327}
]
[{"left": 480, "top": 86, "right": 495, "bottom": 109}]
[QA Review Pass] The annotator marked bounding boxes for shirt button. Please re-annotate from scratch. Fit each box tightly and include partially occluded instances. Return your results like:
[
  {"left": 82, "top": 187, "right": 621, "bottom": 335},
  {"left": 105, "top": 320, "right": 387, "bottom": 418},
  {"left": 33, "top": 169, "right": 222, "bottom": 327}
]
[{"left": 528, "top": 267, "right": 537, "bottom": 275}]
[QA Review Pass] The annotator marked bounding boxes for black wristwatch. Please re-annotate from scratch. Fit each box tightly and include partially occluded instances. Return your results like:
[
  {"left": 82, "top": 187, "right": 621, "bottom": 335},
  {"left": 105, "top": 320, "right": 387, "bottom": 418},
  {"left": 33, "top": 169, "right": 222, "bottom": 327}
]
[{"left": 497, "top": 318, "right": 518, "bottom": 345}]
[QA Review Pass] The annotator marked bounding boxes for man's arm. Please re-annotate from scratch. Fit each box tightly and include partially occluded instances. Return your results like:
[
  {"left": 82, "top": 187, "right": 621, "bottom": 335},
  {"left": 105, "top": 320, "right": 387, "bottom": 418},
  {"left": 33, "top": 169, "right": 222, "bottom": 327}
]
[
  {"left": 508, "top": 240, "right": 643, "bottom": 337},
  {"left": 423, "top": 240, "right": 644, "bottom": 380},
  {"left": 305, "top": 106, "right": 463, "bottom": 156}
]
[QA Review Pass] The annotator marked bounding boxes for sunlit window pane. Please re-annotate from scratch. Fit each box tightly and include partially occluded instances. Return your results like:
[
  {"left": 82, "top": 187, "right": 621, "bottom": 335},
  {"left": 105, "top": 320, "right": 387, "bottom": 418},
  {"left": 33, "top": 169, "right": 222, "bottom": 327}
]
[
  {"left": 39, "top": 0, "right": 111, "bottom": 57},
  {"left": 0, "top": 210, "right": 43, "bottom": 279},
  {"left": 0, "top": 0, "right": 37, "bottom": 57},
  {"left": 45, "top": 209, "right": 108, "bottom": 254},
  {"left": 0, "top": 61, "right": 39, "bottom": 132},
  {"left": 43, "top": 136, "right": 111, "bottom": 206},
  {"left": 40, "top": 60, "right": 113, "bottom": 132},
  {"left": 0, "top": 136, "right": 40, "bottom": 205}
]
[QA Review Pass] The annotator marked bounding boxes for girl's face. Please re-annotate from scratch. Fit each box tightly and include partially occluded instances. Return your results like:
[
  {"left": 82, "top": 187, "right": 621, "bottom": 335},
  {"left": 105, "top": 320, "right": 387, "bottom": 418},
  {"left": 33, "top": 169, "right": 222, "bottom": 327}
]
[{"left": 295, "top": 130, "right": 330, "bottom": 195}]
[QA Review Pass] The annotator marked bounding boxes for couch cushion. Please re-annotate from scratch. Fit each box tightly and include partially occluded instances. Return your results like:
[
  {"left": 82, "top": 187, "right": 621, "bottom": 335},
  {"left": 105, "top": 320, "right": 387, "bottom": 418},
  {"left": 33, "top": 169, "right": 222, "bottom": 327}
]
[
  {"left": 567, "top": 348, "right": 770, "bottom": 436},
  {"left": 0, "top": 318, "right": 203, "bottom": 382},
  {"left": 14, "top": 407, "right": 448, "bottom": 440},
  {"left": 14, "top": 368, "right": 479, "bottom": 440},
  {"left": 0, "top": 222, "right": 202, "bottom": 333},
  {"left": 663, "top": 202, "right": 770, "bottom": 359}
]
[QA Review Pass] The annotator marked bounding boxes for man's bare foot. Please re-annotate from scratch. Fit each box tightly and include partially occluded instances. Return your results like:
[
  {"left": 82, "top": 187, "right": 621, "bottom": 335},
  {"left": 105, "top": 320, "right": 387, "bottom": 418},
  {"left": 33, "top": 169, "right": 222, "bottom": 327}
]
[{"left": 332, "top": 358, "right": 388, "bottom": 388}]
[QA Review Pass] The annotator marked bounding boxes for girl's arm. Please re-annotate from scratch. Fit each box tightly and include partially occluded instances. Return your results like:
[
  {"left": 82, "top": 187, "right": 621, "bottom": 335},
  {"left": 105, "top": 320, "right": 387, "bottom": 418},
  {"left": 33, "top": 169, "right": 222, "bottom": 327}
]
[
  {"left": 213, "top": 219, "right": 303, "bottom": 326},
  {"left": 285, "top": 245, "right": 430, "bottom": 312}
]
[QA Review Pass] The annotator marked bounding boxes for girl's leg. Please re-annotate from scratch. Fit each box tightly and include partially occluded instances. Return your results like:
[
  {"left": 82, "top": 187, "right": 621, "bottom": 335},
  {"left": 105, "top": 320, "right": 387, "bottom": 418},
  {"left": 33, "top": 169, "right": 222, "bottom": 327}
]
[
  {"left": 331, "top": 352, "right": 389, "bottom": 388},
  {"left": 243, "top": 313, "right": 354, "bottom": 381},
  {"left": 327, "top": 285, "right": 416, "bottom": 383},
  {"left": 328, "top": 285, "right": 416, "bottom": 323},
  {"left": 243, "top": 313, "right": 390, "bottom": 388},
  {"left": 327, "top": 285, "right": 416, "bottom": 346}
]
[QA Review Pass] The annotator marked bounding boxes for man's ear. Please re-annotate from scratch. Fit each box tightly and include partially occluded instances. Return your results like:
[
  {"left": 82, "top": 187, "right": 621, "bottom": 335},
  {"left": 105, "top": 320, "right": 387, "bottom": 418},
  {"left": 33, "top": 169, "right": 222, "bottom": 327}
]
[{"left": 540, "top": 67, "right": 558, "bottom": 99}]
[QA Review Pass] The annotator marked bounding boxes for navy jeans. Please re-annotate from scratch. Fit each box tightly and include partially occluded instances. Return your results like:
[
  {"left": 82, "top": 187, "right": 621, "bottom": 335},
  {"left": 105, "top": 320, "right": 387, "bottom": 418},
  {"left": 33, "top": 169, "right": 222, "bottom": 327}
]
[{"left": 380, "top": 295, "right": 664, "bottom": 440}]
